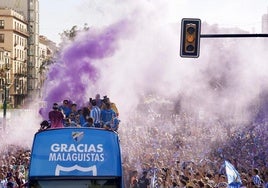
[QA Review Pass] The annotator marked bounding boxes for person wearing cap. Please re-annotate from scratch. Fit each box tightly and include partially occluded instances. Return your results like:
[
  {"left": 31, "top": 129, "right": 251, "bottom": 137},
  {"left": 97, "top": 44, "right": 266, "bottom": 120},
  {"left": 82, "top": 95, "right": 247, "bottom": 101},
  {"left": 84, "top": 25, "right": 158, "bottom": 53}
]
[{"left": 48, "top": 103, "right": 64, "bottom": 128}]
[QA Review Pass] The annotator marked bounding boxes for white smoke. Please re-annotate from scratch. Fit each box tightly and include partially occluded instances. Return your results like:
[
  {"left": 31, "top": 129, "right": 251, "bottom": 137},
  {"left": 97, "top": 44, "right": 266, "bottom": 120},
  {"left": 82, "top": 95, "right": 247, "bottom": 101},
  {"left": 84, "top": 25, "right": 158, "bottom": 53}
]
[{"left": 75, "top": 0, "right": 268, "bottom": 166}]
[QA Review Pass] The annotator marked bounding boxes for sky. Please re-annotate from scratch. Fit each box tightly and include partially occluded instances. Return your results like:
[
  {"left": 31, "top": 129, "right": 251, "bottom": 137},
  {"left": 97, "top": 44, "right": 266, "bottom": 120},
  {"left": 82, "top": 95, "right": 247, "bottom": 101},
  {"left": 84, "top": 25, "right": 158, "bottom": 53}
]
[{"left": 39, "top": 0, "right": 268, "bottom": 44}]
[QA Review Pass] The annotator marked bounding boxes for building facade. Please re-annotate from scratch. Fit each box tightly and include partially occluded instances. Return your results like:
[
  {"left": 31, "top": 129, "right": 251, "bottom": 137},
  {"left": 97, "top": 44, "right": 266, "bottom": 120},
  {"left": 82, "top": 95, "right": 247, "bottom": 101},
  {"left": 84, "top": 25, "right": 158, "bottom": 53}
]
[
  {"left": 0, "top": 0, "right": 43, "bottom": 107},
  {"left": 0, "top": 8, "right": 28, "bottom": 107},
  {"left": 0, "top": 47, "right": 11, "bottom": 106},
  {"left": 27, "top": 0, "right": 40, "bottom": 100},
  {"left": 38, "top": 35, "right": 56, "bottom": 99}
]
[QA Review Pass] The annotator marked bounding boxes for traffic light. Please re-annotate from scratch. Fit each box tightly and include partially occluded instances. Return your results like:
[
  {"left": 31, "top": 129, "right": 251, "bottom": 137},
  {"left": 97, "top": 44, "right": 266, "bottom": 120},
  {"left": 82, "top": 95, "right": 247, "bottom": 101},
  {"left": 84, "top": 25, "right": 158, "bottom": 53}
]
[{"left": 180, "top": 18, "right": 201, "bottom": 58}]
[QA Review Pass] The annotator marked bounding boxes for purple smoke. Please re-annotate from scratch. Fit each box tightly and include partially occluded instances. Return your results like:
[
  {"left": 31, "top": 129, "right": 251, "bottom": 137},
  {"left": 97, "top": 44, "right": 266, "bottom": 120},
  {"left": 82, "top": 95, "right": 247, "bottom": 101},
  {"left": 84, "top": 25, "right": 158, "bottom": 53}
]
[{"left": 40, "top": 20, "right": 130, "bottom": 120}]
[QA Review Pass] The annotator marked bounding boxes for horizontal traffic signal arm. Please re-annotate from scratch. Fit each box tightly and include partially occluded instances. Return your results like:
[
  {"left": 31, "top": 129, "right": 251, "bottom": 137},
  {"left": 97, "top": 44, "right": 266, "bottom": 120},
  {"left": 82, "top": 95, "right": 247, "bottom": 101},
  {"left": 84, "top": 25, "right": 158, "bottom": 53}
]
[
  {"left": 201, "top": 33, "right": 268, "bottom": 38},
  {"left": 180, "top": 18, "right": 268, "bottom": 58}
]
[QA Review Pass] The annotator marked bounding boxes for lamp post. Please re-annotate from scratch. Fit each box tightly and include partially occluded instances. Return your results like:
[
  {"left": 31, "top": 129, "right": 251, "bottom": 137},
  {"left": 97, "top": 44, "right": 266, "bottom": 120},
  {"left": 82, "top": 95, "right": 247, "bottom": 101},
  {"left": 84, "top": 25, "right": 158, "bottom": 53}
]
[
  {"left": 1, "top": 64, "right": 8, "bottom": 132},
  {"left": 0, "top": 50, "right": 10, "bottom": 132},
  {"left": 3, "top": 80, "right": 7, "bottom": 131},
  {"left": 0, "top": 68, "right": 7, "bottom": 132}
]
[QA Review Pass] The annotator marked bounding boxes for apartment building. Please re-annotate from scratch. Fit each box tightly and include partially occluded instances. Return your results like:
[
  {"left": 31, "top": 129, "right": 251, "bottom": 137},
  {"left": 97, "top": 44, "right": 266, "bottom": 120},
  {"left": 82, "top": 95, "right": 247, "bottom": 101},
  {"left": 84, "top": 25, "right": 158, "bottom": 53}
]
[
  {"left": 0, "top": 8, "right": 28, "bottom": 107},
  {"left": 38, "top": 35, "right": 56, "bottom": 98},
  {"left": 0, "top": 47, "right": 11, "bottom": 106},
  {"left": 0, "top": 0, "right": 54, "bottom": 108}
]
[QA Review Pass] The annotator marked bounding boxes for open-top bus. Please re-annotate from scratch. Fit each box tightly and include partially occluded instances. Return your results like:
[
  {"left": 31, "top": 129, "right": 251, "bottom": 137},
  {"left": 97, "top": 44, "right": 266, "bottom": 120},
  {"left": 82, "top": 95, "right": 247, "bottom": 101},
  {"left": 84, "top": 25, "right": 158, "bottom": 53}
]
[{"left": 28, "top": 128, "right": 124, "bottom": 188}]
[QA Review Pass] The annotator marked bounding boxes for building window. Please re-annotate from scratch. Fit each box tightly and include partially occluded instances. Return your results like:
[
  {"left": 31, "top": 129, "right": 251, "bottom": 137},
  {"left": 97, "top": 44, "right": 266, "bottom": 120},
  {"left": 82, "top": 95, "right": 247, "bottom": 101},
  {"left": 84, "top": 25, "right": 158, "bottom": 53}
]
[
  {"left": 0, "top": 20, "right": 4, "bottom": 29},
  {"left": 0, "top": 34, "right": 4, "bottom": 43}
]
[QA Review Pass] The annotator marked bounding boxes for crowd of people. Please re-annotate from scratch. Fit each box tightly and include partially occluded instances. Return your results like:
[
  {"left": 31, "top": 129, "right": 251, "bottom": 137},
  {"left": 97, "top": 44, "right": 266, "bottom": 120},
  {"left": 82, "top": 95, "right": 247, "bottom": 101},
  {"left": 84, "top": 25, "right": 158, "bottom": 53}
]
[
  {"left": 0, "top": 145, "right": 30, "bottom": 188},
  {"left": 1, "top": 95, "right": 268, "bottom": 187},
  {"left": 1, "top": 142, "right": 267, "bottom": 187},
  {"left": 126, "top": 157, "right": 268, "bottom": 188},
  {"left": 45, "top": 94, "right": 120, "bottom": 131},
  {"left": 120, "top": 108, "right": 268, "bottom": 188}
]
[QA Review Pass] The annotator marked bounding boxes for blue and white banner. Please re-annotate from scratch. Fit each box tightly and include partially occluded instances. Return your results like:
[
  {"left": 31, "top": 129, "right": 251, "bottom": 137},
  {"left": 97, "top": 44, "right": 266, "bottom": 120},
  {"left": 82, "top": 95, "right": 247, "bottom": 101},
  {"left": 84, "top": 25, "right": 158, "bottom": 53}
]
[
  {"left": 29, "top": 128, "right": 122, "bottom": 177},
  {"left": 225, "top": 160, "right": 242, "bottom": 187},
  {"left": 150, "top": 168, "right": 158, "bottom": 188}
]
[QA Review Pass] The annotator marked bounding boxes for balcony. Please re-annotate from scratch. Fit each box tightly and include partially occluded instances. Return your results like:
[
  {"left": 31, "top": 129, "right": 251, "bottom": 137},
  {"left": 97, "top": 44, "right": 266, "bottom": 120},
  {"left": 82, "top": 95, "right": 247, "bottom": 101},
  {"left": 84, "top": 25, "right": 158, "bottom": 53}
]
[
  {"left": 14, "top": 72, "right": 25, "bottom": 78},
  {"left": 14, "top": 28, "right": 29, "bottom": 37}
]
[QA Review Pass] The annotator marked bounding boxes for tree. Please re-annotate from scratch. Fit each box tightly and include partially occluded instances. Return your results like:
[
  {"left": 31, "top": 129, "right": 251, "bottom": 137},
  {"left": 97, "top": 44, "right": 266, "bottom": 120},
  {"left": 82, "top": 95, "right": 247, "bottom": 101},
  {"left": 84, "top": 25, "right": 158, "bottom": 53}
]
[{"left": 59, "top": 23, "right": 90, "bottom": 42}]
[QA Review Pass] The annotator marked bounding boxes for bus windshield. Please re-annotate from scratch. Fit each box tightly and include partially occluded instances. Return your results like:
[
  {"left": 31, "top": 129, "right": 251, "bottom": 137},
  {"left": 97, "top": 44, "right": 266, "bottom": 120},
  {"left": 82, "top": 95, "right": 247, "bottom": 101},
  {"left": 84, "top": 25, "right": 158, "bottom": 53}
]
[{"left": 30, "top": 179, "right": 119, "bottom": 188}]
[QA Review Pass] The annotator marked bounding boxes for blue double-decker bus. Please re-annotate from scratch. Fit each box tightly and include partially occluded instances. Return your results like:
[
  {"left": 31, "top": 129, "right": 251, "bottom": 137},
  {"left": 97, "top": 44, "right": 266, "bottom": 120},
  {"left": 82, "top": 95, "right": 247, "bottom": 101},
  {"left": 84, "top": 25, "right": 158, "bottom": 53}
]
[{"left": 28, "top": 128, "right": 124, "bottom": 188}]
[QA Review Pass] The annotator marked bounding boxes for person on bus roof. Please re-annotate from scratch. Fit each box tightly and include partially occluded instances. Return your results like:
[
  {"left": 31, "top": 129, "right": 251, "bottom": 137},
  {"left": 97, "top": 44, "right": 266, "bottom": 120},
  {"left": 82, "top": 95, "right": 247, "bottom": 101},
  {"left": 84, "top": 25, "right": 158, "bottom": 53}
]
[
  {"left": 48, "top": 103, "right": 64, "bottom": 128},
  {"left": 101, "top": 102, "right": 117, "bottom": 130}
]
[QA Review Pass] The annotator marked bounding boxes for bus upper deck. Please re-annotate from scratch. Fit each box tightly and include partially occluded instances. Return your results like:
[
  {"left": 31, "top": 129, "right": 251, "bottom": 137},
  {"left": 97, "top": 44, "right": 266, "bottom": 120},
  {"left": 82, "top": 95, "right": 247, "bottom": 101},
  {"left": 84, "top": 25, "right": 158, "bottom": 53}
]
[{"left": 28, "top": 128, "right": 123, "bottom": 188}]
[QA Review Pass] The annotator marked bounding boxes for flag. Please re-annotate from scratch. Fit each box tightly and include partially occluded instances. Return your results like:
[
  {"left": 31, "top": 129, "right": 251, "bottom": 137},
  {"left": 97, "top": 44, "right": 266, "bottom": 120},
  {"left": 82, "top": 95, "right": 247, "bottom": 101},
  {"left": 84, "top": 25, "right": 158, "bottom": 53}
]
[
  {"left": 224, "top": 160, "right": 242, "bottom": 187},
  {"left": 150, "top": 168, "right": 158, "bottom": 188}
]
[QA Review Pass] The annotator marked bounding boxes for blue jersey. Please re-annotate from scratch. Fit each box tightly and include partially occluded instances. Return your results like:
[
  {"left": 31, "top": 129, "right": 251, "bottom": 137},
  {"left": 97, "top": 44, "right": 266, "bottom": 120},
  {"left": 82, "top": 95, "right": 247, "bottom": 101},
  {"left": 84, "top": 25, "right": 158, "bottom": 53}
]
[
  {"left": 90, "top": 106, "right": 101, "bottom": 126},
  {"left": 79, "top": 115, "right": 86, "bottom": 126},
  {"left": 253, "top": 175, "right": 261, "bottom": 186},
  {"left": 59, "top": 105, "right": 71, "bottom": 117},
  {"left": 101, "top": 109, "right": 116, "bottom": 124}
]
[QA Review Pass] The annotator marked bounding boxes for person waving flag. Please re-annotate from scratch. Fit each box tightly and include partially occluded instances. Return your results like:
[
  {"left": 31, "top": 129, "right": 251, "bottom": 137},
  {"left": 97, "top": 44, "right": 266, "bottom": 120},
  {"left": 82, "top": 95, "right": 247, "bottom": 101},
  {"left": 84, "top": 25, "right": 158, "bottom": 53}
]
[{"left": 225, "top": 160, "right": 242, "bottom": 188}]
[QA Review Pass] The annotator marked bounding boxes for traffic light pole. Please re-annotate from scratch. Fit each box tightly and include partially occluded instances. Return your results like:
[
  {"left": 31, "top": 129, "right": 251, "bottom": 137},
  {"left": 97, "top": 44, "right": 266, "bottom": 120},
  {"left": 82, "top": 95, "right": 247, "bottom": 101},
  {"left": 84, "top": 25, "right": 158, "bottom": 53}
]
[
  {"left": 2, "top": 67, "right": 8, "bottom": 132},
  {"left": 200, "top": 34, "right": 268, "bottom": 38},
  {"left": 180, "top": 18, "right": 268, "bottom": 58}
]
